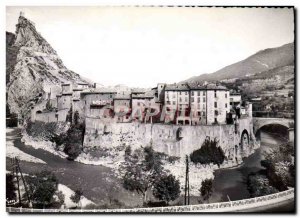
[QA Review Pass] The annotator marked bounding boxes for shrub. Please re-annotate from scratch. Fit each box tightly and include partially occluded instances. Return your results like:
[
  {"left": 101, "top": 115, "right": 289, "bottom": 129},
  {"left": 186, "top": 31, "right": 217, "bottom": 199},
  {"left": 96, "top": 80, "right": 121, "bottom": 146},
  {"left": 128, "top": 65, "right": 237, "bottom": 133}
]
[
  {"left": 247, "top": 173, "right": 278, "bottom": 197},
  {"left": 26, "top": 170, "right": 58, "bottom": 208},
  {"left": 70, "top": 189, "right": 83, "bottom": 206},
  {"left": 153, "top": 174, "right": 180, "bottom": 204},
  {"left": 200, "top": 179, "right": 213, "bottom": 202},
  {"left": 63, "top": 123, "right": 85, "bottom": 160},
  {"left": 6, "top": 173, "right": 16, "bottom": 203},
  {"left": 190, "top": 137, "right": 225, "bottom": 167}
]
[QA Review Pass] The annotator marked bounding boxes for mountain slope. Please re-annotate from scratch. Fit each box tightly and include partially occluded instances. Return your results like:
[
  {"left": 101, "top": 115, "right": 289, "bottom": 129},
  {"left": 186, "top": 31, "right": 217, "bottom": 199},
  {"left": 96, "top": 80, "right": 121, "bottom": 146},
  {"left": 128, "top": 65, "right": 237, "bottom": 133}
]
[
  {"left": 6, "top": 14, "right": 89, "bottom": 117},
  {"left": 184, "top": 43, "right": 294, "bottom": 83}
]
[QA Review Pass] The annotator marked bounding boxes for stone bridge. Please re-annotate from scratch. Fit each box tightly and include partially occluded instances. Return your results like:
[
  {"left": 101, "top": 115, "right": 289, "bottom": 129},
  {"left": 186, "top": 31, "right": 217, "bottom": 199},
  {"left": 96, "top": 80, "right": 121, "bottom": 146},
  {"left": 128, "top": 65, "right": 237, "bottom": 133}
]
[{"left": 253, "top": 117, "right": 294, "bottom": 143}]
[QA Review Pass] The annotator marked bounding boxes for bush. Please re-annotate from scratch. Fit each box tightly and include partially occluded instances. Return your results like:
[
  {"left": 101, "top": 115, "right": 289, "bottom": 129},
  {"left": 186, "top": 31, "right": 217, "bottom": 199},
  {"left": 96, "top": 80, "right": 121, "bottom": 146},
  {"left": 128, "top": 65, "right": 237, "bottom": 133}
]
[
  {"left": 63, "top": 123, "right": 85, "bottom": 160},
  {"left": 200, "top": 179, "right": 213, "bottom": 202},
  {"left": 26, "top": 170, "right": 58, "bottom": 208},
  {"left": 70, "top": 189, "right": 83, "bottom": 206},
  {"left": 190, "top": 137, "right": 225, "bottom": 167},
  {"left": 6, "top": 173, "right": 16, "bottom": 203},
  {"left": 247, "top": 173, "right": 278, "bottom": 197},
  {"left": 153, "top": 174, "right": 180, "bottom": 204}
]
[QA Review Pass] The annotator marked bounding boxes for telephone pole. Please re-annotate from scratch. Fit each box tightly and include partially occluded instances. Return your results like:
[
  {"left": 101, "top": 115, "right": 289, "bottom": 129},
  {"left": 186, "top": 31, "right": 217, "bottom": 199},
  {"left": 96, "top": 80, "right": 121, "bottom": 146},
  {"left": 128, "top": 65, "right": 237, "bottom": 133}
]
[{"left": 184, "top": 155, "right": 190, "bottom": 205}]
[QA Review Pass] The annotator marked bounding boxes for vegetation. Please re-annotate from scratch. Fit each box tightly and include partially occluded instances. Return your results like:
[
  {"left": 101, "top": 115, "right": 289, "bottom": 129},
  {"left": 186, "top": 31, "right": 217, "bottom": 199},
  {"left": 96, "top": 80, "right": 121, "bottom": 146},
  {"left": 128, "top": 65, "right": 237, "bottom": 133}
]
[
  {"left": 199, "top": 179, "right": 213, "bottom": 203},
  {"left": 122, "top": 145, "right": 180, "bottom": 205},
  {"left": 261, "top": 143, "right": 295, "bottom": 191},
  {"left": 70, "top": 189, "right": 83, "bottom": 207},
  {"left": 152, "top": 174, "right": 180, "bottom": 205},
  {"left": 122, "top": 146, "right": 163, "bottom": 204},
  {"left": 63, "top": 123, "right": 85, "bottom": 160},
  {"left": 74, "top": 110, "right": 80, "bottom": 125},
  {"left": 6, "top": 173, "right": 16, "bottom": 203},
  {"left": 66, "top": 105, "right": 73, "bottom": 123},
  {"left": 26, "top": 170, "right": 58, "bottom": 208},
  {"left": 247, "top": 173, "right": 278, "bottom": 197},
  {"left": 190, "top": 137, "right": 225, "bottom": 167}
]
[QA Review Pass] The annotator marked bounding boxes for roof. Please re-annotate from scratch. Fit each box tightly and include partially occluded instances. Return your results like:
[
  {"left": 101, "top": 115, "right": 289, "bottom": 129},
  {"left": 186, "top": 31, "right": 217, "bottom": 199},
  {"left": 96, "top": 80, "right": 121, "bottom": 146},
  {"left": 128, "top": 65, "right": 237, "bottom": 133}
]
[
  {"left": 77, "top": 82, "right": 89, "bottom": 85},
  {"left": 113, "top": 94, "right": 131, "bottom": 100},
  {"left": 131, "top": 89, "right": 146, "bottom": 94},
  {"left": 62, "top": 93, "right": 72, "bottom": 96},
  {"left": 132, "top": 93, "right": 154, "bottom": 99},
  {"left": 165, "top": 84, "right": 190, "bottom": 91}
]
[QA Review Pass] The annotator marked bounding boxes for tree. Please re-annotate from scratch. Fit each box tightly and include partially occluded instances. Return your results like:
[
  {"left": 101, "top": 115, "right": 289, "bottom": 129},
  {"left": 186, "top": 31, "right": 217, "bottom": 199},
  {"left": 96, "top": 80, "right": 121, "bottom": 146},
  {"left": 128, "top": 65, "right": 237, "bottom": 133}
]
[
  {"left": 66, "top": 105, "right": 73, "bottom": 123},
  {"left": 122, "top": 146, "right": 164, "bottom": 205},
  {"left": 56, "top": 191, "right": 65, "bottom": 208},
  {"left": 200, "top": 179, "right": 213, "bottom": 202},
  {"left": 70, "top": 189, "right": 83, "bottom": 207},
  {"left": 153, "top": 174, "right": 180, "bottom": 205},
  {"left": 190, "top": 137, "right": 225, "bottom": 167},
  {"left": 247, "top": 173, "right": 278, "bottom": 197},
  {"left": 26, "top": 170, "right": 58, "bottom": 208},
  {"left": 63, "top": 124, "right": 85, "bottom": 160},
  {"left": 6, "top": 173, "right": 16, "bottom": 203},
  {"left": 74, "top": 110, "right": 80, "bottom": 125}
]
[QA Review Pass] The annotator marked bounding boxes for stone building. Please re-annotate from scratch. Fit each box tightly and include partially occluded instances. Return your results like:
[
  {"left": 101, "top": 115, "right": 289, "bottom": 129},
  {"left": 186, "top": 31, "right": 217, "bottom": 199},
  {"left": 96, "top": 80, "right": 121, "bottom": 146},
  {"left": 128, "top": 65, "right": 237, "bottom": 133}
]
[
  {"left": 131, "top": 92, "right": 156, "bottom": 122},
  {"left": 229, "top": 92, "right": 242, "bottom": 109},
  {"left": 113, "top": 94, "right": 131, "bottom": 122},
  {"left": 206, "top": 84, "right": 230, "bottom": 125},
  {"left": 164, "top": 84, "right": 190, "bottom": 124},
  {"left": 81, "top": 88, "right": 117, "bottom": 118}
]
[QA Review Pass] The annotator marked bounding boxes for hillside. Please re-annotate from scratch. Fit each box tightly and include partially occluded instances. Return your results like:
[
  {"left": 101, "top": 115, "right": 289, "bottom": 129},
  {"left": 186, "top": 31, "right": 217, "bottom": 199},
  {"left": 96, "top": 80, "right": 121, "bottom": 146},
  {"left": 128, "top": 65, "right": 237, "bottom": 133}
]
[
  {"left": 184, "top": 43, "right": 294, "bottom": 83},
  {"left": 6, "top": 14, "right": 90, "bottom": 117}
]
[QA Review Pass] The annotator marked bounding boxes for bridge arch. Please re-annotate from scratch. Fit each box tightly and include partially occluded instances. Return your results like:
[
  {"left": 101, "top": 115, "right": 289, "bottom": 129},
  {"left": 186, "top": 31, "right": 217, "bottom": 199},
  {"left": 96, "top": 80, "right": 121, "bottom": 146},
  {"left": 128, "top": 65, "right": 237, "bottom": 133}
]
[{"left": 253, "top": 118, "right": 293, "bottom": 135}]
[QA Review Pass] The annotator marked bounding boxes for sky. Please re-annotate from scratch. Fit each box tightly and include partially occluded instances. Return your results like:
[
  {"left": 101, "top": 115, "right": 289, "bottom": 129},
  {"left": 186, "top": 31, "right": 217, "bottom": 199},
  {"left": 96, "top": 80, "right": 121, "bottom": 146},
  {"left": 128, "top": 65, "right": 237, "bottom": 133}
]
[{"left": 6, "top": 6, "right": 294, "bottom": 88}]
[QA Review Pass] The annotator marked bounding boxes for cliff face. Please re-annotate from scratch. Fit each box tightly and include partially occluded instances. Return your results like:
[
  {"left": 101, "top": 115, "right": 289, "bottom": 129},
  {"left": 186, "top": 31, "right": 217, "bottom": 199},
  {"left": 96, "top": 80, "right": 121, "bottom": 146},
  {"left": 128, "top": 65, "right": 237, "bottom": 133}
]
[{"left": 7, "top": 15, "right": 89, "bottom": 117}]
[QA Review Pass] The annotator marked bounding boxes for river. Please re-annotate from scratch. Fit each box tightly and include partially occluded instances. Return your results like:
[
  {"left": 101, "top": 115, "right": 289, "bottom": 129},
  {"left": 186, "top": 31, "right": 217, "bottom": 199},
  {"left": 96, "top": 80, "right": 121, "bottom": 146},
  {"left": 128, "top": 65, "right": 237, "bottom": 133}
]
[{"left": 6, "top": 128, "right": 294, "bottom": 211}]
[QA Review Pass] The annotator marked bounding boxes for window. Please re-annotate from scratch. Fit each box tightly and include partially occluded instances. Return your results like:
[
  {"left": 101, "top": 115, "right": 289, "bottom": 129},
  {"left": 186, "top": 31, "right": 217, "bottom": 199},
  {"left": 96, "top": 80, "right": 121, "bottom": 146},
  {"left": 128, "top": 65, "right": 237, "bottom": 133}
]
[
  {"left": 197, "top": 91, "right": 200, "bottom": 96},
  {"left": 191, "top": 92, "right": 194, "bottom": 96},
  {"left": 179, "top": 97, "right": 182, "bottom": 102},
  {"left": 185, "top": 91, "right": 188, "bottom": 95},
  {"left": 225, "top": 93, "right": 227, "bottom": 98},
  {"left": 214, "top": 102, "right": 217, "bottom": 108},
  {"left": 197, "top": 98, "right": 200, "bottom": 103},
  {"left": 198, "top": 111, "right": 201, "bottom": 116},
  {"left": 191, "top": 98, "right": 194, "bottom": 103},
  {"left": 203, "top": 92, "right": 206, "bottom": 96},
  {"left": 203, "top": 104, "right": 206, "bottom": 109},
  {"left": 203, "top": 97, "right": 206, "bottom": 102},
  {"left": 185, "top": 97, "right": 188, "bottom": 102},
  {"left": 214, "top": 91, "right": 217, "bottom": 98},
  {"left": 215, "top": 110, "right": 218, "bottom": 116},
  {"left": 173, "top": 101, "right": 176, "bottom": 105},
  {"left": 225, "top": 103, "right": 227, "bottom": 108},
  {"left": 203, "top": 112, "right": 206, "bottom": 116},
  {"left": 198, "top": 104, "right": 201, "bottom": 109}
]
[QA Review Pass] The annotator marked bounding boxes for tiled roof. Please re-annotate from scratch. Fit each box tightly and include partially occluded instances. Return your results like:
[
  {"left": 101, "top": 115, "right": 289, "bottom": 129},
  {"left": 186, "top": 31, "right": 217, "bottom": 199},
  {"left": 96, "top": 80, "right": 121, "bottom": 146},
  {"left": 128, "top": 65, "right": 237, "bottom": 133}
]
[{"left": 165, "top": 83, "right": 190, "bottom": 91}]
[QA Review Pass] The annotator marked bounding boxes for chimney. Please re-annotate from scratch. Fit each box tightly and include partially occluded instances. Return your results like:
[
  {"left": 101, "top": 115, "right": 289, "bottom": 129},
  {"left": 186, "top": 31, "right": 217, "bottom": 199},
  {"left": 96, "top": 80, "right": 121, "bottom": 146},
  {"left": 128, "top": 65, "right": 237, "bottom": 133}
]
[{"left": 20, "top": 11, "right": 25, "bottom": 17}]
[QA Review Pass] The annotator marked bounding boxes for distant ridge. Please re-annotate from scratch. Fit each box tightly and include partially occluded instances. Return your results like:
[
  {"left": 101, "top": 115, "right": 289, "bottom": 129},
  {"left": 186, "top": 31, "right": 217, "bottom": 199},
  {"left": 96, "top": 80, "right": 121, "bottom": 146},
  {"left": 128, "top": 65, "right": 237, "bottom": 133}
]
[{"left": 183, "top": 42, "right": 294, "bottom": 83}]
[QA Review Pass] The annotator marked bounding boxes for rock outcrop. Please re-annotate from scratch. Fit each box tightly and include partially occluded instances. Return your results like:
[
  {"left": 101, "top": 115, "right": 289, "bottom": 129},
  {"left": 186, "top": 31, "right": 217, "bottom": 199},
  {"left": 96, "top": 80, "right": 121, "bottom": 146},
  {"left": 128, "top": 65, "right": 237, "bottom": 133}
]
[{"left": 6, "top": 13, "right": 89, "bottom": 117}]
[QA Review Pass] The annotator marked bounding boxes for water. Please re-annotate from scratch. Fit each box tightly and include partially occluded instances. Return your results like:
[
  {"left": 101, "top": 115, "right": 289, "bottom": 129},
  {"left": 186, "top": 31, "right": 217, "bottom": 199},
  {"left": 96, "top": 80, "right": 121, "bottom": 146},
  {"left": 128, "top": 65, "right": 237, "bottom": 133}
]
[
  {"left": 6, "top": 129, "right": 141, "bottom": 206},
  {"left": 211, "top": 130, "right": 287, "bottom": 202}
]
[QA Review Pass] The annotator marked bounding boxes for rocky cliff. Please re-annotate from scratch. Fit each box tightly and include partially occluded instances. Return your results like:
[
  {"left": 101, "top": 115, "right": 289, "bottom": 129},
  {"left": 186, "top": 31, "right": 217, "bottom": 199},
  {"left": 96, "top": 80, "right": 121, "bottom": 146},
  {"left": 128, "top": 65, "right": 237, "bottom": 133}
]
[{"left": 6, "top": 14, "right": 89, "bottom": 117}]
